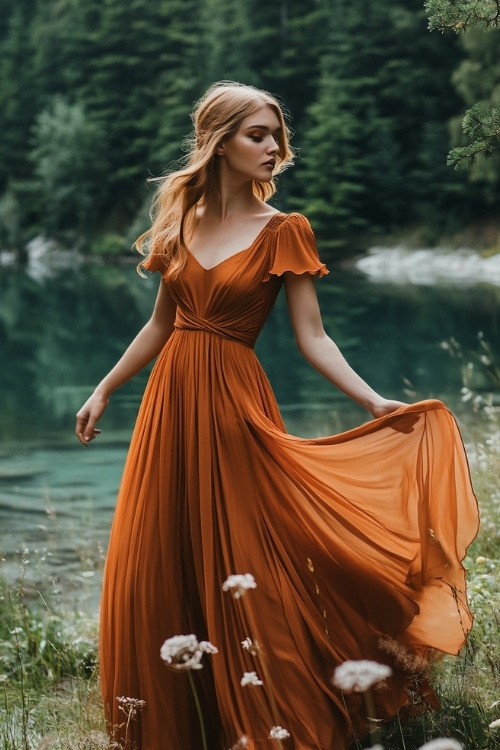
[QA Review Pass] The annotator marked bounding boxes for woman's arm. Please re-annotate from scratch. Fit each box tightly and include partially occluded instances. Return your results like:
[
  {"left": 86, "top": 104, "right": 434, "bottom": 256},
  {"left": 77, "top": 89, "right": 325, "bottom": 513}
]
[
  {"left": 284, "top": 272, "right": 405, "bottom": 418},
  {"left": 75, "top": 280, "right": 176, "bottom": 445}
]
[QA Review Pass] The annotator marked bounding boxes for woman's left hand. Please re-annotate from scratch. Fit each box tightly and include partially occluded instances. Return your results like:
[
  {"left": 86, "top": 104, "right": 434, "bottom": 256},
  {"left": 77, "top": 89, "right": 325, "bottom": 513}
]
[{"left": 369, "top": 398, "right": 407, "bottom": 419}]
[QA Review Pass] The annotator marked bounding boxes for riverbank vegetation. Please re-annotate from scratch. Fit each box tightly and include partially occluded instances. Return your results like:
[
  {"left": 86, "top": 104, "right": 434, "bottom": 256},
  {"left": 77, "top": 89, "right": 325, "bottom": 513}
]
[
  {"left": 0, "top": 0, "right": 499, "bottom": 261},
  {"left": 1, "top": 388, "right": 499, "bottom": 749}
]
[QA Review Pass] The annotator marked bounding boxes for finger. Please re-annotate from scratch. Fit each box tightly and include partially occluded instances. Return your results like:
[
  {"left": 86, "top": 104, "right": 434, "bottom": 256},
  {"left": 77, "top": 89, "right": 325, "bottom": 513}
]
[
  {"left": 84, "top": 427, "right": 103, "bottom": 445},
  {"left": 83, "top": 422, "right": 97, "bottom": 441},
  {"left": 86, "top": 428, "right": 102, "bottom": 440},
  {"left": 76, "top": 413, "right": 99, "bottom": 445},
  {"left": 75, "top": 416, "right": 89, "bottom": 446}
]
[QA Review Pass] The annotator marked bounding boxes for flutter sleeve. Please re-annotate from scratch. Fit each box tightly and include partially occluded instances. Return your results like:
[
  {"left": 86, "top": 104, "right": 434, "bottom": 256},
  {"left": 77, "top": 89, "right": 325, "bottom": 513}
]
[
  {"left": 140, "top": 253, "right": 167, "bottom": 274},
  {"left": 265, "top": 213, "right": 329, "bottom": 280}
]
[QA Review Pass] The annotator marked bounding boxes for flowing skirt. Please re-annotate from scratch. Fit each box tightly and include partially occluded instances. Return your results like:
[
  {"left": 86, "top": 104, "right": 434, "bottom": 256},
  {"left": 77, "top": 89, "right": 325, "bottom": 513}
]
[{"left": 100, "top": 330, "right": 479, "bottom": 750}]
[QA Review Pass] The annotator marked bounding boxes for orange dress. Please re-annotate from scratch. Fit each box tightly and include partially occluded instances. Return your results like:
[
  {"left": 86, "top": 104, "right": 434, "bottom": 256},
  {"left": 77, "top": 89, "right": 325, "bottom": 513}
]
[{"left": 100, "top": 213, "right": 479, "bottom": 750}]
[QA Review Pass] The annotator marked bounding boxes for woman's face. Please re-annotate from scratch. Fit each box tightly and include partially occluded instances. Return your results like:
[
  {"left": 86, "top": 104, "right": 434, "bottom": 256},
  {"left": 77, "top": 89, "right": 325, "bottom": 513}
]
[{"left": 216, "top": 105, "right": 281, "bottom": 184}]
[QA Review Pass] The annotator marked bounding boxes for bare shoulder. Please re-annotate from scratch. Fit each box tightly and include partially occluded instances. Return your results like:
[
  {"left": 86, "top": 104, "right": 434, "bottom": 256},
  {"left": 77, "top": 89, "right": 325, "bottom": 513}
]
[{"left": 257, "top": 201, "right": 281, "bottom": 218}]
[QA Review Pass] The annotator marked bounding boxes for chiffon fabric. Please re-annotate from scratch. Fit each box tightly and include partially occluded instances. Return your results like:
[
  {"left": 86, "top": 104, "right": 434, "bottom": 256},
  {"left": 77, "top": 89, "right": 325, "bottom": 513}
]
[{"left": 100, "top": 212, "right": 479, "bottom": 750}]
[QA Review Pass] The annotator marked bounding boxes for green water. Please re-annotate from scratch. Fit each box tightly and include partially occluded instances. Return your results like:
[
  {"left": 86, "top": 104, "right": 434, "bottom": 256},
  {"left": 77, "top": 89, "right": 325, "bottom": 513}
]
[{"left": 1, "top": 257, "right": 498, "bottom": 606}]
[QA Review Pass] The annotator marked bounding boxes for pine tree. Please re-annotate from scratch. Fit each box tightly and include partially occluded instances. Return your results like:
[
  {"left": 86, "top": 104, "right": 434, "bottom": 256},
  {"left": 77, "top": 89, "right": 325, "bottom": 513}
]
[
  {"left": 297, "top": 61, "right": 371, "bottom": 250},
  {"left": 0, "top": 2, "right": 42, "bottom": 256},
  {"left": 79, "top": 0, "right": 204, "bottom": 227},
  {"left": 31, "top": 0, "right": 94, "bottom": 103},
  {"left": 0, "top": 4, "right": 39, "bottom": 189},
  {"left": 198, "top": 0, "right": 257, "bottom": 87},
  {"left": 426, "top": 0, "right": 500, "bottom": 170},
  {"left": 31, "top": 97, "right": 108, "bottom": 243},
  {"left": 147, "top": 0, "right": 204, "bottom": 172},
  {"left": 297, "top": 0, "right": 469, "bottom": 249},
  {"left": 448, "top": 29, "right": 500, "bottom": 196}
]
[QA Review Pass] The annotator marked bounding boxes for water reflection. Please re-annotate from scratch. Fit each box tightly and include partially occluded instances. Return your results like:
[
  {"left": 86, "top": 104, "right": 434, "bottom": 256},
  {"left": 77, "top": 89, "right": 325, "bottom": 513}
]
[
  {"left": 1, "top": 260, "right": 499, "bottom": 604},
  {"left": 0, "top": 263, "right": 157, "bottom": 438}
]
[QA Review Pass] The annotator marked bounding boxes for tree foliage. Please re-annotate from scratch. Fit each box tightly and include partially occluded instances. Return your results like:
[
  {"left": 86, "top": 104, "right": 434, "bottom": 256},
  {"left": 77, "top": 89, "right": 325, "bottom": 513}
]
[
  {"left": 426, "top": 0, "right": 500, "bottom": 32},
  {"left": 425, "top": 0, "right": 500, "bottom": 172},
  {"left": 31, "top": 97, "right": 108, "bottom": 242},
  {"left": 0, "top": 0, "right": 498, "bottom": 256},
  {"left": 448, "top": 104, "right": 500, "bottom": 166},
  {"left": 297, "top": 1, "right": 469, "bottom": 247}
]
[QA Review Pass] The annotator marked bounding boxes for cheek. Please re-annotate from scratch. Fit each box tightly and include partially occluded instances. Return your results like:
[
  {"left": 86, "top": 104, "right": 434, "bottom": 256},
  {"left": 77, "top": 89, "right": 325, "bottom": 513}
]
[
  {"left": 224, "top": 137, "right": 259, "bottom": 165},
  {"left": 230, "top": 143, "right": 254, "bottom": 164},
  {"left": 236, "top": 138, "right": 253, "bottom": 155}
]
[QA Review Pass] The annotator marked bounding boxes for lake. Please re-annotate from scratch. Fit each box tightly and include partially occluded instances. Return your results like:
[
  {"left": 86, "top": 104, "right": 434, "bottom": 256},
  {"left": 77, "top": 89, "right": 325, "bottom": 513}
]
[{"left": 1, "top": 248, "right": 499, "bottom": 609}]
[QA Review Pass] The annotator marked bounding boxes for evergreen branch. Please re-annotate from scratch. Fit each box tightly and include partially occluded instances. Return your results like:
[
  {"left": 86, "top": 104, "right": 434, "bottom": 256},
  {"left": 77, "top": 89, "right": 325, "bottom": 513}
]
[
  {"left": 447, "top": 103, "right": 500, "bottom": 167},
  {"left": 425, "top": 0, "right": 500, "bottom": 32}
]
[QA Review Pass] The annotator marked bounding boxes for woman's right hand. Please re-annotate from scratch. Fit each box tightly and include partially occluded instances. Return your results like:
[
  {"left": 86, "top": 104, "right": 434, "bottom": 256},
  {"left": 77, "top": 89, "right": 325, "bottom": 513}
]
[
  {"left": 73, "top": 281, "right": 176, "bottom": 447},
  {"left": 75, "top": 391, "right": 108, "bottom": 446}
]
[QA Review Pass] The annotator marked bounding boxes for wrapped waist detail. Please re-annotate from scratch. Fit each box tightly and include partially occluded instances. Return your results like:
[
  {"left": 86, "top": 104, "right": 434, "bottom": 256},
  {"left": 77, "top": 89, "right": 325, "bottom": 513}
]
[{"left": 174, "top": 307, "right": 255, "bottom": 348}]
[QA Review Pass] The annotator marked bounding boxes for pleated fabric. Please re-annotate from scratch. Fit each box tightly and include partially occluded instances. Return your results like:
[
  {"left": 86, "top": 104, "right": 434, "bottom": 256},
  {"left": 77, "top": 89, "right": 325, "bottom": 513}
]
[{"left": 100, "top": 212, "right": 479, "bottom": 750}]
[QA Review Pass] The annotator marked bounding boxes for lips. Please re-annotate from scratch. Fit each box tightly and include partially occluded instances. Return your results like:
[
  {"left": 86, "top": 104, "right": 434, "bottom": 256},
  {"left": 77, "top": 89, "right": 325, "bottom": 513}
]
[{"left": 263, "top": 160, "right": 276, "bottom": 169}]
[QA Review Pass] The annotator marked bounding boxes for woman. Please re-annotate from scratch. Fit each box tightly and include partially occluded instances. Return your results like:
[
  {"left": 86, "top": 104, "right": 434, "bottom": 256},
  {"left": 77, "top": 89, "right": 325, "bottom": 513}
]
[{"left": 76, "top": 81, "right": 478, "bottom": 750}]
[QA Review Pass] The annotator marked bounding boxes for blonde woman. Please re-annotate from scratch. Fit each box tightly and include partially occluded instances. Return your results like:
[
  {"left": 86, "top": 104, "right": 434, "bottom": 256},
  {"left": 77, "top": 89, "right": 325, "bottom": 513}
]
[{"left": 76, "top": 82, "right": 478, "bottom": 750}]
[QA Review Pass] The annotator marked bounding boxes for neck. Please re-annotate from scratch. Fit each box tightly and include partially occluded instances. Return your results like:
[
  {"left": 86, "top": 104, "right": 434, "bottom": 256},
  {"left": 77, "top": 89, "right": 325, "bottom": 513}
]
[{"left": 203, "top": 171, "right": 258, "bottom": 220}]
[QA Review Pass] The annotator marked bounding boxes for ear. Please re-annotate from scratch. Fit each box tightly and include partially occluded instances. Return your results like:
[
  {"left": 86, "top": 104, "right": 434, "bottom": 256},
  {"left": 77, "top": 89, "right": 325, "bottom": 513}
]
[{"left": 215, "top": 142, "right": 225, "bottom": 156}]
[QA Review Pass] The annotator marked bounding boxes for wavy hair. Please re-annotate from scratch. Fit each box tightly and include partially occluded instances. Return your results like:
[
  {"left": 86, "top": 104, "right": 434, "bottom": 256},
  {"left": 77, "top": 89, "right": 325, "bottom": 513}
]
[{"left": 137, "top": 81, "right": 294, "bottom": 278}]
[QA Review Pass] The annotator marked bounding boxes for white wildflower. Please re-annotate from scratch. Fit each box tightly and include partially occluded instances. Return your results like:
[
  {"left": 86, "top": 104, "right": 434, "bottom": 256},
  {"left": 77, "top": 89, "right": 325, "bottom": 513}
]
[
  {"left": 231, "top": 737, "right": 249, "bottom": 749},
  {"left": 222, "top": 574, "right": 257, "bottom": 598},
  {"left": 241, "top": 637, "right": 258, "bottom": 655},
  {"left": 199, "top": 640, "right": 218, "bottom": 655},
  {"left": 116, "top": 696, "right": 146, "bottom": 708},
  {"left": 332, "top": 660, "right": 392, "bottom": 693},
  {"left": 240, "top": 671, "right": 263, "bottom": 687},
  {"left": 418, "top": 740, "right": 463, "bottom": 750},
  {"left": 160, "top": 634, "right": 218, "bottom": 671},
  {"left": 269, "top": 726, "right": 290, "bottom": 741},
  {"left": 116, "top": 696, "right": 146, "bottom": 719},
  {"left": 489, "top": 719, "right": 500, "bottom": 729}
]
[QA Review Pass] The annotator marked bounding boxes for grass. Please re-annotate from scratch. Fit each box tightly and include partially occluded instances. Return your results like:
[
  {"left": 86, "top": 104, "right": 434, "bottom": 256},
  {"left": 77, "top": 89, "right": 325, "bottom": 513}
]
[
  {"left": 0, "top": 567, "right": 105, "bottom": 749},
  {"left": 1, "top": 387, "right": 499, "bottom": 749}
]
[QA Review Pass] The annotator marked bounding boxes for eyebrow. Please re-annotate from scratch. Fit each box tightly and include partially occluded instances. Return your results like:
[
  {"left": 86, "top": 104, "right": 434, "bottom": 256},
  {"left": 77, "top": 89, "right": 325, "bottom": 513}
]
[{"left": 244, "top": 124, "right": 282, "bottom": 133}]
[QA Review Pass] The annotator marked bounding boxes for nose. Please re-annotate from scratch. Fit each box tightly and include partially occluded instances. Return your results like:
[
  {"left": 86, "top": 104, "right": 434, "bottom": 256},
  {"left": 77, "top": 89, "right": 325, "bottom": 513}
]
[{"left": 267, "top": 136, "right": 279, "bottom": 154}]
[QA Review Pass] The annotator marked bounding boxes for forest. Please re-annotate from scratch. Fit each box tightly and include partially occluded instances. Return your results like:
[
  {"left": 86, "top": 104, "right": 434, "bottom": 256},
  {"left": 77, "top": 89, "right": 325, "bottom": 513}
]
[{"left": 0, "top": 0, "right": 499, "bottom": 259}]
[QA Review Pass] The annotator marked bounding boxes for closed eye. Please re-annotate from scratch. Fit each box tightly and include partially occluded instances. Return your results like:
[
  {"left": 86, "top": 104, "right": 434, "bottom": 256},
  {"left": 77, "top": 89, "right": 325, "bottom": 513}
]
[{"left": 246, "top": 125, "right": 282, "bottom": 145}]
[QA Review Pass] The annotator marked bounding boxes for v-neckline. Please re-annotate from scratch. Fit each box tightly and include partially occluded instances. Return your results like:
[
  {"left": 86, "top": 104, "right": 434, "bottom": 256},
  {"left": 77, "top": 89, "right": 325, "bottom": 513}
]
[{"left": 187, "top": 212, "right": 285, "bottom": 272}]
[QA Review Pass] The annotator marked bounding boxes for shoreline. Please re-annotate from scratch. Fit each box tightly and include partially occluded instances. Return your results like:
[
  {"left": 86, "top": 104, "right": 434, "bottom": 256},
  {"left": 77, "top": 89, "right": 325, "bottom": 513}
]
[{"left": 353, "top": 245, "right": 500, "bottom": 287}]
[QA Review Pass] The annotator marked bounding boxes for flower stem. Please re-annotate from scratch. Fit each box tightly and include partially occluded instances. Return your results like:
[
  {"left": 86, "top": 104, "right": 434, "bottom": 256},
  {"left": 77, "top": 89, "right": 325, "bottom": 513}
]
[
  {"left": 364, "top": 689, "right": 382, "bottom": 746},
  {"left": 188, "top": 670, "right": 208, "bottom": 750},
  {"left": 340, "top": 691, "right": 361, "bottom": 749},
  {"left": 396, "top": 711, "right": 407, "bottom": 750}
]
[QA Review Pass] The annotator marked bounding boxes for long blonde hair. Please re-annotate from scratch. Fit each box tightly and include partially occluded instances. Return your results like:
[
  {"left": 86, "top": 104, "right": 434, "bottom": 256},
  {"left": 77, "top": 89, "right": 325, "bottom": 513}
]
[{"left": 137, "top": 81, "right": 294, "bottom": 278}]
